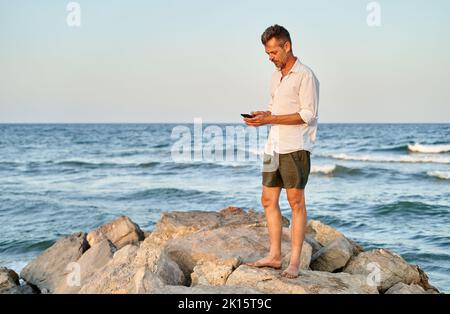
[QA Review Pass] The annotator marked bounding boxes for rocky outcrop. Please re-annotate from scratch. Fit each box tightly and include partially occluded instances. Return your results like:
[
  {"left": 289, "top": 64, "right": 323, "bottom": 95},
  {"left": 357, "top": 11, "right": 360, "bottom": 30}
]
[
  {"left": 148, "top": 207, "right": 290, "bottom": 246},
  {"left": 226, "top": 265, "right": 378, "bottom": 294},
  {"left": 6, "top": 207, "right": 441, "bottom": 294},
  {"left": 87, "top": 216, "right": 144, "bottom": 249},
  {"left": 342, "top": 248, "right": 438, "bottom": 293},
  {"left": 20, "top": 232, "right": 89, "bottom": 293}
]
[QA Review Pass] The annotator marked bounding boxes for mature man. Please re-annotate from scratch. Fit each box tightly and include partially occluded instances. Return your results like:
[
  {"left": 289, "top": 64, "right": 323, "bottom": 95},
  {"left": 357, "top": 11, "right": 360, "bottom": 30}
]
[{"left": 243, "top": 24, "right": 319, "bottom": 278}]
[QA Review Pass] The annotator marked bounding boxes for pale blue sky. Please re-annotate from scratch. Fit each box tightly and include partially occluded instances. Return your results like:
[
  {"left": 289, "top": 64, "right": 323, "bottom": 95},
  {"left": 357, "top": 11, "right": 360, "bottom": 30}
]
[{"left": 1, "top": 0, "right": 449, "bottom": 123}]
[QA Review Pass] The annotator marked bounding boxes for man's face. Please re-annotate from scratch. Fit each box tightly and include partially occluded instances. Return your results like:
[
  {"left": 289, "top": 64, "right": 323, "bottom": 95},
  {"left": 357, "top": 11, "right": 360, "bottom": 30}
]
[{"left": 264, "top": 37, "right": 290, "bottom": 69}]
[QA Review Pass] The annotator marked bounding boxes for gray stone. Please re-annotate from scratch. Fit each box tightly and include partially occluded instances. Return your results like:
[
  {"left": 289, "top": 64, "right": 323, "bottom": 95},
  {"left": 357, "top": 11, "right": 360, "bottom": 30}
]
[
  {"left": 20, "top": 232, "right": 89, "bottom": 293},
  {"left": 54, "top": 239, "right": 117, "bottom": 293},
  {"left": 310, "top": 237, "right": 354, "bottom": 272},
  {"left": 343, "top": 248, "right": 422, "bottom": 292}
]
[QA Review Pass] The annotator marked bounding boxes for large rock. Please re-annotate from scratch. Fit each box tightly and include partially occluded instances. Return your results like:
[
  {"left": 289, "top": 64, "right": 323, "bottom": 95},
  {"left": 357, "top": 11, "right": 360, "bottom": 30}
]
[
  {"left": 343, "top": 249, "right": 422, "bottom": 292},
  {"left": 79, "top": 239, "right": 185, "bottom": 293},
  {"left": 0, "top": 267, "right": 19, "bottom": 291},
  {"left": 304, "top": 234, "right": 323, "bottom": 255},
  {"left": 148, "top": 207, "right": 290, "bottom": 246},
  {"left": 281, "top": 245, "right": 313, "bottom": 271},
  {"left": 79, "top": 244, "right": 141, "bottom": 293},
  {"left": 226, "top": 265, "right": 378, "bottom": 294},
  {"left": 135, "top": 237, "right": 186, "bottom": 285},
  {"left": 54, "top": 240, "right": 117, "bottom": 293},
  {"left": 164, "top": 224, "right": 312, "bottom": 286},
  {"left": 385, "top": 282, "right": 428, "bottom": 294},
  {"left": 306, "top": 220, "right": 363, "bottom": 255},
  {"left": 153, "top": 284, "right": 261, "bottom": 294},
  {"left": 20, "top": 232, "right": 89, "bottom": 293},
  {"left": 87, "top": 216, "right": 144, "bottom": 249},
  {"left": 310, "top": 237, "right": 354, "bottom": 272}
]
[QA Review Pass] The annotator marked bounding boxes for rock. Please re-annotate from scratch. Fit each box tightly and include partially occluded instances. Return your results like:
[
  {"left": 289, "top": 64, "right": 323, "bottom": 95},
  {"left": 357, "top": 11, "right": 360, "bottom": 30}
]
[
  {"left": 87, "top": 216, "right": 144, "bottom": 249},
  {"left": 226, "top": 265, "right": 378, "bottom": 294},
  {"left": 54, "top": 240, "right": 117, "bottom": 293},
  {"left": 304, "top": 234, "right": 323, "bottom": 255},
  {"left": 281, "top": 244, "right": 313, "bottom": 270},
  {"left": 20, "top": 232, "right": 89, "bottom": 293},
  {"left": 148, "top": 207, "right": 290, "bottom": 246},
  {"left": 79, "top": 239, "right": 185, "bottom": 293},
  {"left": 0, "top": 267, "right": 35, "bottom": 294},
  {"left": 154, "top": 284, "right": 262, "bottom": 294},
  {"left": 0, "top": 267, "right": 19, "bottom": 291},
  {"left": 310, "top": 237, "right": 354, "bottom": 272},
  {"left": 79, "top": 244, "right": 141, "bottom": 293},
  {"left": 306, "top": 220, "right": 363, "bottom": 255},
  {"left": 12, "top": 211, "right": 438, "bottom": 294},
  {"left": 165, "top": 224, "right": 312, "bottom": 286},
  {"left": 1, "top": 285, "right": 37, "bottom": 294},
  {"left": 191, "top": 259, "right": 240, "bottom": 286},
  {"left": 415, "top": 265, "right": 441, "bottom": 293},
  {"left": 385, "top": 282, "right": 428, "bottom": 294},
  {"left": 135, "top": 237, "right": 186, "bottom": 285},
  {"left": 343, "top": 248, "right": 422, "bottom": 292}
]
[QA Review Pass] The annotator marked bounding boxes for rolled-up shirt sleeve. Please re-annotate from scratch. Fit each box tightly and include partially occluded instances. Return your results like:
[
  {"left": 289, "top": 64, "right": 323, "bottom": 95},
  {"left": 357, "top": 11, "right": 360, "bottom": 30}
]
[{"left": 298, "top": 72, "right": 320, "bottom": 125}]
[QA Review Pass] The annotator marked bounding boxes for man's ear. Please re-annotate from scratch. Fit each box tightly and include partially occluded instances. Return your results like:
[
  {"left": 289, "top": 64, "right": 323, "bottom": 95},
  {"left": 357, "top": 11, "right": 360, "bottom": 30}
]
[{"left": 283, "top": 41, "right": 291, "bottom": 53}]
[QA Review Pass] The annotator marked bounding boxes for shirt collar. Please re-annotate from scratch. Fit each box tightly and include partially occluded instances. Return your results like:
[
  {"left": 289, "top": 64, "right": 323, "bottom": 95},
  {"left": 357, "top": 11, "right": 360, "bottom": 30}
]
[{"left": 277, "top": 57, "right": 301, "bottom": 75}]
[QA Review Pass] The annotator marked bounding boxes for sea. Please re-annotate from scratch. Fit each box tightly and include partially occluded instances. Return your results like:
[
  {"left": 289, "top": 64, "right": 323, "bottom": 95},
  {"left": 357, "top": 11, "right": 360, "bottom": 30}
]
[{"left": 0, "top": 123, "right": 449, "bottom": 292}]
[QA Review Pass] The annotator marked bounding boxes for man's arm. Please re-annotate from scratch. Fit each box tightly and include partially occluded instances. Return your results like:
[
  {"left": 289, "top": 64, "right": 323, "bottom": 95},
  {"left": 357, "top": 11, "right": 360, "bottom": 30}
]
[
  {"left": 245, "top": 71, "right": 319, "bottom": 127},
  {"left": 245, "top": 111, "right": 305, "bottom": 126},
  {"left": 268, "top": 113, "right": 304, "bottom": 125}
]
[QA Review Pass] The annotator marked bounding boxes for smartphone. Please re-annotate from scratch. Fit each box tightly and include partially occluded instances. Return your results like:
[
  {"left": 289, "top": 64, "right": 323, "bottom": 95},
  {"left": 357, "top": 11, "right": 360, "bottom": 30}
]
[{"left": 241, "top": 113, "right": 255, "bottom": 118}]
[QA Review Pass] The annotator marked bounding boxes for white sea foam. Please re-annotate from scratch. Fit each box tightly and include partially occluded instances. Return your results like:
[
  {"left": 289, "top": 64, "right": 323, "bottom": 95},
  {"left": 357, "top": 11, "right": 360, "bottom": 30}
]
[
  {"left": 311, "top": 164, "right": 337, "bottom": 174},
  {"left": 427, "top": 171, "right": 450, "bottom": 180},
  {"left": 321, "top": 153, "right": 450, "bottom": 164},
  {"left": 408, "top": 143, "right": 450, "bottom": 154}
]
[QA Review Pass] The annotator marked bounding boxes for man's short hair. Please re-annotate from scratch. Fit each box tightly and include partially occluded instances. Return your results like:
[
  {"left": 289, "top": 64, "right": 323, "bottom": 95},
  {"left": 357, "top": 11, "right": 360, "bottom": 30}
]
[{"left": 261, "top": 24, "right": 292, "bottom": 46}]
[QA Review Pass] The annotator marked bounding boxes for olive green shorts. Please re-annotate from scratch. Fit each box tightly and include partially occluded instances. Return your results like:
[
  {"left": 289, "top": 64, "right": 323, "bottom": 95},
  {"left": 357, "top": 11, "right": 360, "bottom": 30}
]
[{"left": 262, "top": 150, "right": 311, "bottom": 189}]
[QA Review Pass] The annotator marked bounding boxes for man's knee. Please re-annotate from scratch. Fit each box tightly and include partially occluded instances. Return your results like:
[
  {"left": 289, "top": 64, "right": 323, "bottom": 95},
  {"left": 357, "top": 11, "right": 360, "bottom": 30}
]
[
  {"left": 261, "top": 194, "right": 277, "bottom": 209},
  {"left": 287, "top": 194, "right": 306, "bottom": 213}
]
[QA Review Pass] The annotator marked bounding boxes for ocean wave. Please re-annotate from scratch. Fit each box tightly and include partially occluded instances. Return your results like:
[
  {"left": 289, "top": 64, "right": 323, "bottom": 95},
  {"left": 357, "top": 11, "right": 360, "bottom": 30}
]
[
  {"left": 311, "top": 164, "right": 362, "bottom": 175},
  {"left": 117, "top": 187, "right": 223, "bottom": 201},
  {"left": 372, "top": 201, "right": 449, "bottom": 217},
  {"left": 53, "top": 160, "right": 160, "bottom": 169},
  {"left": 408, "top": 143, "right": 450, "bottom": 154},
  {"left": 311, "top": 164, "right": 337, "bottom": 174},
  {"left": 320, "top": 153, "right": 450, "bottom": 164},
  {"left": 427, "top": 171, "right": 450, "bottom": 180}
]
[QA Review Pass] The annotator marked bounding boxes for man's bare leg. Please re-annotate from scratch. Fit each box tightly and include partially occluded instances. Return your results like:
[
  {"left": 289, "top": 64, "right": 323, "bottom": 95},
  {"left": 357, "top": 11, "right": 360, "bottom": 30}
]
[
  {"left": 282, "top": 188, "right": 307, "bottom": 278},
  {"left": 246, "top": 185, "right": 283, "bottom": 269}
]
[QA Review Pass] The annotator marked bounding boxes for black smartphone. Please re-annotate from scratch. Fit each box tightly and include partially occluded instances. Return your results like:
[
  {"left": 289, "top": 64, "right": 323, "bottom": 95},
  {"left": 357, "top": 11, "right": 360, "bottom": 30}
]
[{"left": 241, "top": 113, "right": 255, "bottom": 118}]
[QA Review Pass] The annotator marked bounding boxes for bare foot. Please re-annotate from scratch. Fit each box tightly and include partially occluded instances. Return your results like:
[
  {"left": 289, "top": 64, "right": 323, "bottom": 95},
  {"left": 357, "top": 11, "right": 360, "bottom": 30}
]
[
  {"left": 245, "top": 256, "right": 282, "bottom": 269},
  {"left": 281, "top": 264, "right": 299, "bottom": 279}
]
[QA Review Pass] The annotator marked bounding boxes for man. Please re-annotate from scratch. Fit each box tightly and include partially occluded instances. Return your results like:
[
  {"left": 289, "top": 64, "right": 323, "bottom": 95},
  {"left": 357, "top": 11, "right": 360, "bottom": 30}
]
[{"left": 243, "top": 24, "right": 319, "bottom": 278}]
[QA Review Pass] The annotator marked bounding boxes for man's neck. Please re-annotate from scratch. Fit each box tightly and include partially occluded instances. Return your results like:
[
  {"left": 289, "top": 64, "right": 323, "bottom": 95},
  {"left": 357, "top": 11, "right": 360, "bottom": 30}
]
[{"left": 281, "top": 55, "right": 297, "bottom": 77}]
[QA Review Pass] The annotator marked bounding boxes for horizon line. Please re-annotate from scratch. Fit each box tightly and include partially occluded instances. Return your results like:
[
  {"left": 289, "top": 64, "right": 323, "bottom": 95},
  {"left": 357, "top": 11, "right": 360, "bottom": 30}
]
[{"left": 0, "top": 121, "right": 449, "bottom": 125}]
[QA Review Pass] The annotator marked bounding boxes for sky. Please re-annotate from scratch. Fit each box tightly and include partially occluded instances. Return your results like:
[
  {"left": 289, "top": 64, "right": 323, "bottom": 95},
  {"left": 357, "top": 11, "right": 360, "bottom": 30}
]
[{"left": 0, "top": 0, "right": 449, "bottom": 123}]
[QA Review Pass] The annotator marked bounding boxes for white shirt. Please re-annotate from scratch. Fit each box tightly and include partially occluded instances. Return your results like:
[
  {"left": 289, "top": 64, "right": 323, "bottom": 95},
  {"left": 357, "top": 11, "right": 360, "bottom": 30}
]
[{"left": 264, "top": 58, "right": 320, "bottom": 155}]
